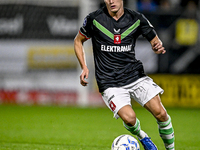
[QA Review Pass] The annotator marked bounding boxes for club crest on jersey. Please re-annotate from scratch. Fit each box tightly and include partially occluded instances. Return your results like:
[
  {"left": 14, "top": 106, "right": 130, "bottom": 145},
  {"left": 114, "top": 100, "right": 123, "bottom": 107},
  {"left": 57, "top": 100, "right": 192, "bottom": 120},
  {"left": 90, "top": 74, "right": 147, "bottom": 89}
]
[{"left": 114, "top": 28, "right": 121, "bottom": 44}]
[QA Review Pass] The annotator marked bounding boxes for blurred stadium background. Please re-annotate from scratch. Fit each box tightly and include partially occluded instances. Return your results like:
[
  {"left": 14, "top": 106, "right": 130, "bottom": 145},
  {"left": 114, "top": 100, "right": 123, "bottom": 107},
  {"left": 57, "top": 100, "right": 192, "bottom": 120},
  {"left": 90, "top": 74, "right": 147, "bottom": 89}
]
[{"left": 0, "top": 0, "right": 200, "bottom": 108}]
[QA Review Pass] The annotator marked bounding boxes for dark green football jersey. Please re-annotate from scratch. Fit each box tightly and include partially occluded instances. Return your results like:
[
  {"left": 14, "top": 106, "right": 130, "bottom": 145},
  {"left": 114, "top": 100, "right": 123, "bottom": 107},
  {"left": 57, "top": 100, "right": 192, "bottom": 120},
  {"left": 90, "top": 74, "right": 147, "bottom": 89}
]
[{"left": 79, "top": 6, "right": 156, "bottom": 92}]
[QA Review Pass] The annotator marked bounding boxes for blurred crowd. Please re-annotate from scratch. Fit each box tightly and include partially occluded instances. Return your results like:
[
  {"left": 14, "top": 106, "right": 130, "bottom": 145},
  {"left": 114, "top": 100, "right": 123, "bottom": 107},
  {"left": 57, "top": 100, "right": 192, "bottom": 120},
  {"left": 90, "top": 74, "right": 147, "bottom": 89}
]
[{"left": 136, "top": 0, "right": 199, "bottom": 12}]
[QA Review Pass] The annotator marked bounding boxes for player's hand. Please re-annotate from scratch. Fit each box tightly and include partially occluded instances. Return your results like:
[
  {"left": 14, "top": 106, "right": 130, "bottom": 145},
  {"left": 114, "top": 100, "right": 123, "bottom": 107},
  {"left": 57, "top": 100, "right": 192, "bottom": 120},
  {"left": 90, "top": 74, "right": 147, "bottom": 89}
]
[
  {"left": 152, "top": 41, "right": 166, "bottom": 54},
  {"left": 150, "top": 35, "right": 166, "bottom": 54},
  {"left": 80, "top": 67, "right": 89, "bottom": 86}
]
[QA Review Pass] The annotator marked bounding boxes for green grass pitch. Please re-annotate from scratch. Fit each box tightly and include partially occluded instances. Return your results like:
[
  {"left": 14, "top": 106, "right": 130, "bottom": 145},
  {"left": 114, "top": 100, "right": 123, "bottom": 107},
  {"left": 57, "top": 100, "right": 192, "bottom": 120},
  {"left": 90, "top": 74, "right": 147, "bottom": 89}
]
[{"left": 0, "top": 104, "right": 200, "bottom": 150}]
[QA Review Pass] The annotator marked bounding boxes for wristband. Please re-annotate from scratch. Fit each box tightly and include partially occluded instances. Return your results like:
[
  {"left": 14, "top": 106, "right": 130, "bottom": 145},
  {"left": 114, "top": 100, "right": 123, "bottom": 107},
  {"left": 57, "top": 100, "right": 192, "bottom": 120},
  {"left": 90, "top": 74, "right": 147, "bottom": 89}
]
[{"left": 145, "top": 29, "right": 156, "bottom": 41}]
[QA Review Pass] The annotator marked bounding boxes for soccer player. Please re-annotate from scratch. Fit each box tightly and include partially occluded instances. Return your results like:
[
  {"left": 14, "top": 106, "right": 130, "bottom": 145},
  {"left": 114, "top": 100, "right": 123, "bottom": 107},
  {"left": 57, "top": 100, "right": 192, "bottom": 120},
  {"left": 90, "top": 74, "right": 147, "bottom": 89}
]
[{"left": 74, "top": 0, "right": 175, "bottom": 149}]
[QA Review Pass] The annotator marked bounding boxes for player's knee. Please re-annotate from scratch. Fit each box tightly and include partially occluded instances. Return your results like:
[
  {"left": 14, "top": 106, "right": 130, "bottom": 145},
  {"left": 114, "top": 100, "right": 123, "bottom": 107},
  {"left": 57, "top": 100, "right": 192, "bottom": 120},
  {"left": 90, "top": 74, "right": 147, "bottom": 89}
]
[
  {"left": 122, "top": 113, "right": 136, "bottom": 126},
  {"left": 155, "top": 109, "right": 168, "bottom": 122}
]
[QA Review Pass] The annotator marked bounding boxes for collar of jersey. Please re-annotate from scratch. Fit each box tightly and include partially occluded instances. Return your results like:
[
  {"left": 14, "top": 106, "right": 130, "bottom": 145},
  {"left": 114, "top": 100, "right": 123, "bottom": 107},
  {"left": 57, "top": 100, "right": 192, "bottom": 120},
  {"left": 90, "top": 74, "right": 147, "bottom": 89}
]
[{"left": 93, "top": 19, "right": 140, "bottom": 40}]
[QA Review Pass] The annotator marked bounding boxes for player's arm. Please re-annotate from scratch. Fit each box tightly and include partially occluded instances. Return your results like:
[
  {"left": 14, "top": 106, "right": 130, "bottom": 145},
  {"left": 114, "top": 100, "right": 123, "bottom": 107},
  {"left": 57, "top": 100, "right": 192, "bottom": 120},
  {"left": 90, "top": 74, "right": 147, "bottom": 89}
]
[
  {"left": 150, "top": 35, "right": 166, "bottom": 54},
  {"left": 139, "top": 13, "right": 166, "bottom": 55},
  {"left": 74, "top": 32, "right": 89, "bottom": 86}
]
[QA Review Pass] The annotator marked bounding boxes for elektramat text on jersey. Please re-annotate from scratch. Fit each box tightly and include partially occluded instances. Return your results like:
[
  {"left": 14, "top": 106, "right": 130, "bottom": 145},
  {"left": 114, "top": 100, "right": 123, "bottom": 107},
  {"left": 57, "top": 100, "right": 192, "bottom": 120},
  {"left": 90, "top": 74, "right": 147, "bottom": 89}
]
[{"left": 101, "top": 44, "right": 132, "bottom": 52}]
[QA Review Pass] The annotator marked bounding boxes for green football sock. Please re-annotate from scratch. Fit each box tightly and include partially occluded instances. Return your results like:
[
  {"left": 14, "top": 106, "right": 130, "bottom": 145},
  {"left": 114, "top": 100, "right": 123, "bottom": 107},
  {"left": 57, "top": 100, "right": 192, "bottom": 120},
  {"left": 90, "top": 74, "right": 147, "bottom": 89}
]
[
  {"left": 123, "top": 118, "right": 148, "bottom": 140},
  {"left": 123, "top": 118, "right": 141, "bottom": 135},
  {"left": 157, "top": 115, "right": 175, "bottom": 150}
]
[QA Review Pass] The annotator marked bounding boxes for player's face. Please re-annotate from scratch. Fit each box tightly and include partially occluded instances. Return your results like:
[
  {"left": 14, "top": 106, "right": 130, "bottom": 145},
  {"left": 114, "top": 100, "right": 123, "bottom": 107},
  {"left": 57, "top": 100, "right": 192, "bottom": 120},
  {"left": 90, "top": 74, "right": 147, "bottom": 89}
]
[{"left": 104, "top": 0, "right": 123, "bottom": 14}]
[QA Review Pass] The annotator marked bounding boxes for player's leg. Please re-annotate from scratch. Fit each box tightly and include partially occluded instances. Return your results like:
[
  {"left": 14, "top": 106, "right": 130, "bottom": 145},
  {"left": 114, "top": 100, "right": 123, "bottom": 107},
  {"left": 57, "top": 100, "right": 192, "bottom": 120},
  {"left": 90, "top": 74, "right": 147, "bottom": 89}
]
[
  {"left": 117, "top": 105, "right": 147, "bottom": 138},
  {"left": 144, "top": 95, "right": 175, "bottom": 150},
  {"left": 126, "top": 76, "right": 174, "bottom": 150},
  {"left": 117, "top": 105, "right": 158, "bottom": 150},
  {"left": 101, "top": 87, "right": 145, "bottom": 138},
  {"left": 101, "top": 86, "right": 157, "bottom": 150}
]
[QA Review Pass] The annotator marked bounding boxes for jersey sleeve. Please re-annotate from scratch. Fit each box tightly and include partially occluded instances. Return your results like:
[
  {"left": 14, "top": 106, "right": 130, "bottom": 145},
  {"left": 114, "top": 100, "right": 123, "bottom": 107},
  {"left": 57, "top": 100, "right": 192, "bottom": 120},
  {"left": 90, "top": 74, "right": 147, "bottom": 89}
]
[
  {"left": 79, "top": 14, "right": 93, "bottom": 39},
  {"left": 139, "top": 14, "right": 156, "bottom": 41}
]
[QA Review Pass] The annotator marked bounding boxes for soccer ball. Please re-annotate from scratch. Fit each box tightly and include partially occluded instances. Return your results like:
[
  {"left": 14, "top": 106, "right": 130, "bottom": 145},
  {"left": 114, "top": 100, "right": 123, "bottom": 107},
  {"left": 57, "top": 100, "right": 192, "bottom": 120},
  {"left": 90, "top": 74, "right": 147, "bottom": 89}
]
[{"left": 111, "top": 134, "right": 140, "bottom": 150}]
